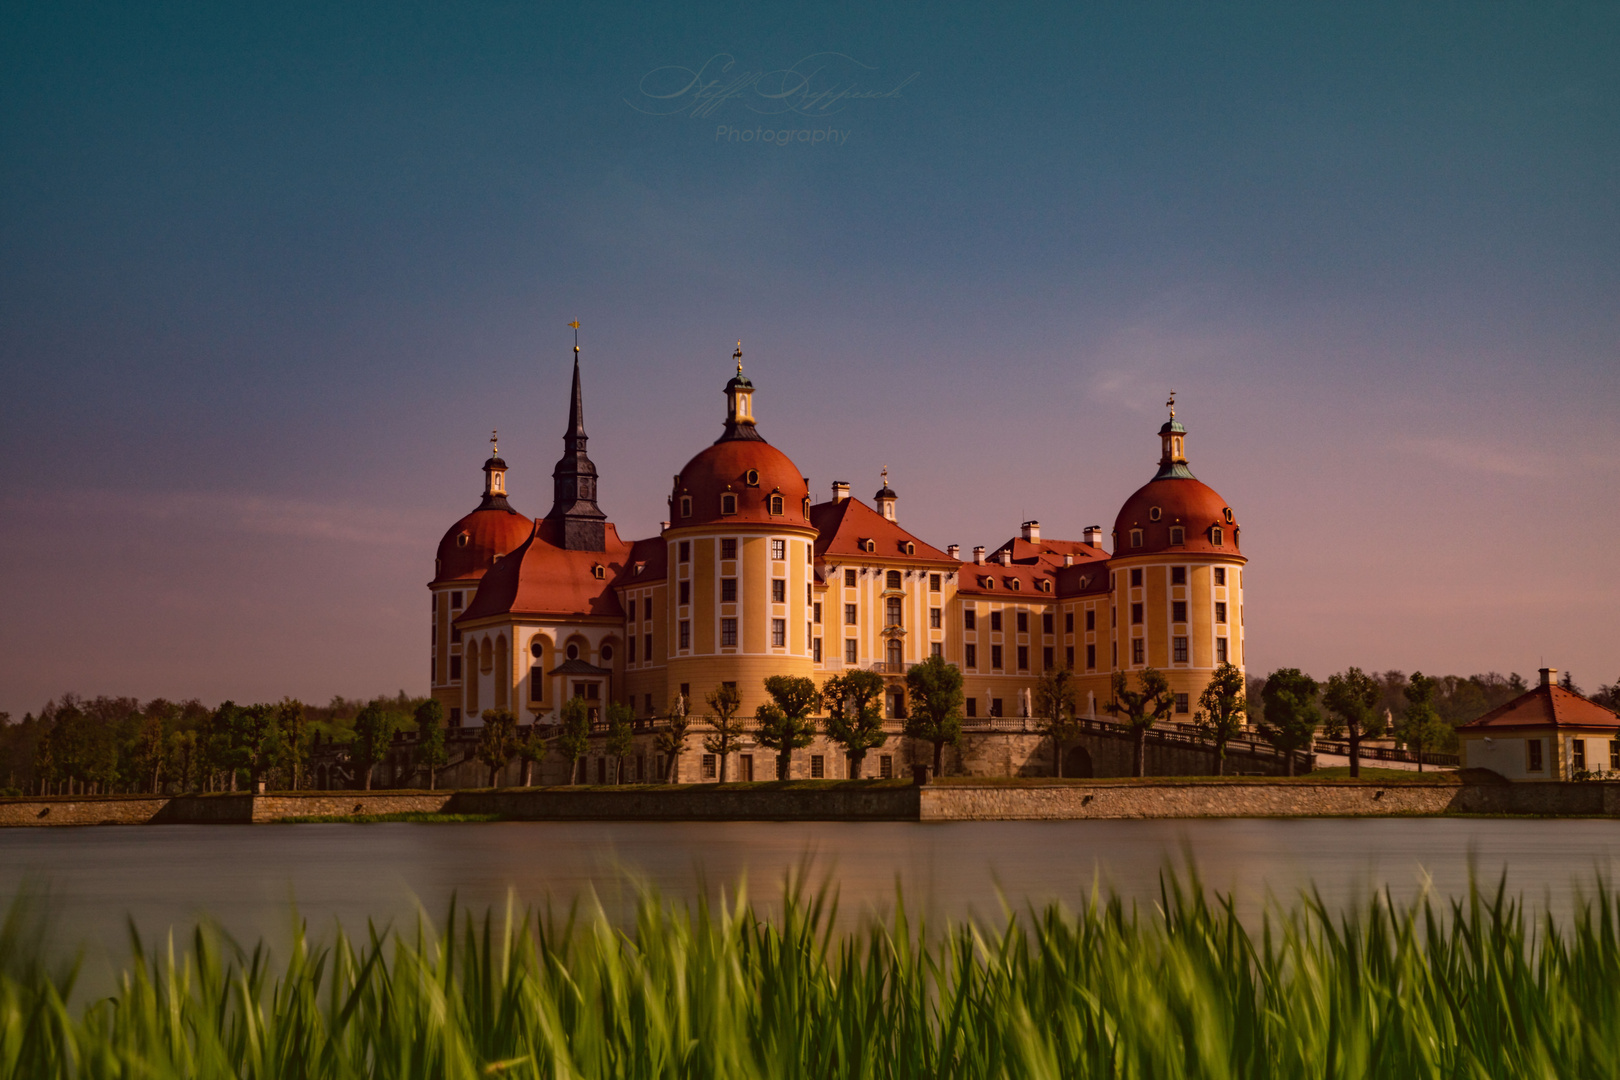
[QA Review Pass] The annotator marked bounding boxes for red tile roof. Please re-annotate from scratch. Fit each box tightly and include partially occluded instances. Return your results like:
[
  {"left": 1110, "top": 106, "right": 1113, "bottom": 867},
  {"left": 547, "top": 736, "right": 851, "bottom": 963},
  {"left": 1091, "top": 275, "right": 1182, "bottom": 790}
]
[
  {"left": 1457, "top": 683, "right": 1620, "bottom": 732},
  {"left": 810, "top": 498, "right": 957, "bottom": 564},
  {"left": 614, "top": 535, "right": 669, "bottom": 586},
  {"left": 457, "top": 517, "right": 630, "bottom": 623},
  {"left": 957, "top": 535, "right": 1110, "bottom": 598}
]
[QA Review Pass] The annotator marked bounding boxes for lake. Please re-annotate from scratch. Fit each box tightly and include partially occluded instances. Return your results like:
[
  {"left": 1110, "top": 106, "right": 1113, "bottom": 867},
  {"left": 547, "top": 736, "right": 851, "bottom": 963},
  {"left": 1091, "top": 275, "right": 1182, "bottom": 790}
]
[{"left": 4, "top": 818, "right": 1619, "bottom": 980}]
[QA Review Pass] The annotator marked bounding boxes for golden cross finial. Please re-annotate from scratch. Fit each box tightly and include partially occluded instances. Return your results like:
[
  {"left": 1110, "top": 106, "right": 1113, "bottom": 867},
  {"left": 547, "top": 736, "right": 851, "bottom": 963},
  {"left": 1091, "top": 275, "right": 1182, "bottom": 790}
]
[
  {"left": 490, "top": 429, "right": 499, "bottom": 456},
  {"left": 568, "top": 320, "right": 580, "bottom": 354},
  {"left": 734, "top": 341, "right": 743, "bottom": 375},
  {"left": 1166, "top": 390, "right": 1176, "bottom": 418}
]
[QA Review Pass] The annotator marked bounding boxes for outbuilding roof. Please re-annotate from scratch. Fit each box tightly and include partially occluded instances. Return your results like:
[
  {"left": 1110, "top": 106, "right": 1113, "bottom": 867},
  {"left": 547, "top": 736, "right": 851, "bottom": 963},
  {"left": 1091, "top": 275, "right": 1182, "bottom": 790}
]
[{"left": 1457, "top": 682, "right": 1620, "bottom": 733}]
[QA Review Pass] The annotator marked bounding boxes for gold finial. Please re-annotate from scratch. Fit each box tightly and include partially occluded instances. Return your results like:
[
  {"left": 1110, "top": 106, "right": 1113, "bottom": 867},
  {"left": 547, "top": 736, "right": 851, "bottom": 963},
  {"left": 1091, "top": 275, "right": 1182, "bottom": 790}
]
[
  {"left": 734, "top": 340, "right": 743, "bottom": 375},
  {"left": 490, "top": 429, "right": 499, "bottom": 457},
  {"left": 1166, "top": 390, "right": 1176, "bottom": 418},
  {"left": 881, "top": 465, "right": 889, "bottom": 486},
  {"left": 569, "top": 320, "right": 580, "bottom": 354}
]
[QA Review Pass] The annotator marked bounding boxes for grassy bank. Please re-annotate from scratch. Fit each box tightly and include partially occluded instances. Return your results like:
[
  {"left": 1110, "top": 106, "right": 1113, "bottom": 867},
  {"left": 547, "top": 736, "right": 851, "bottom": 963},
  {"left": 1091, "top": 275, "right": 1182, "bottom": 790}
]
[{"left": 4, "top": 871, "right": 1620, "bottom": 1078}]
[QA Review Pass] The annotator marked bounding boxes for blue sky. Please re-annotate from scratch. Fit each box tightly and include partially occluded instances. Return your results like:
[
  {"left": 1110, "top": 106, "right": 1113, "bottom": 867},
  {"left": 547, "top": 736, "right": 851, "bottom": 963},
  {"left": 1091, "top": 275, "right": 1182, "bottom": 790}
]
[{"left": 2, "top": 1, "right": 1617, "bottom": 713}]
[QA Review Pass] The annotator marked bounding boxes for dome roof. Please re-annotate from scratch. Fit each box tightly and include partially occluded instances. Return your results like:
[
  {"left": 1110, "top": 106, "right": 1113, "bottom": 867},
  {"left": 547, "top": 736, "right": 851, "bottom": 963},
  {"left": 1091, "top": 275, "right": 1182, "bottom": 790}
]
[
  {"left": 433, "top": 503, "right": 533, "bottom": 583},
  {"left": 671, "top": 439, "right": 811, "bottom": 529},
  {"left": 1112, "top": 476, "right": 1240, "bottom": 559}
]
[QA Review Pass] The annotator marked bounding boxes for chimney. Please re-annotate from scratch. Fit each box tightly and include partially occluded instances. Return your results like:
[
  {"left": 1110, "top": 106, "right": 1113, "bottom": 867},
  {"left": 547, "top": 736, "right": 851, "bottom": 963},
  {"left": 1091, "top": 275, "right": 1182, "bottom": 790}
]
[
  {"left": 1540, "top": 667, "right": 1557, "bottom": 688},
  {"left": 660, "top": 521, "right": 669, "bottom": 532},
  {"left": 998, "top": 549, "right": 1012, "bottom": 566},
  {"left": 972, "top": 546, "right": 985, "bottom": 564},
  {"left": 1083, "top": 525, "right": 1104, "bottom": 546},
  {"left": 947, "top": 544, "right": 960, "bottom": 560},
  {"left": 832, "top": 481, "right": 850, "bottom": 503},
  {"left": 1063, "top": 553, "right": 1073, "bottom": 566},
  {"left": 1021, "top": 520, "right": 1040, "bottom": 542}
]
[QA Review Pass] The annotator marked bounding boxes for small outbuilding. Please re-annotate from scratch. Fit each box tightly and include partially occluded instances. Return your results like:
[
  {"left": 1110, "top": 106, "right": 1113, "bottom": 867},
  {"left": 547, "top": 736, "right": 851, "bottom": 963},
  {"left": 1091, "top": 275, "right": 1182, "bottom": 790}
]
[{"left": 1457, "top": 668, "right": 1620, "bottom": 780}]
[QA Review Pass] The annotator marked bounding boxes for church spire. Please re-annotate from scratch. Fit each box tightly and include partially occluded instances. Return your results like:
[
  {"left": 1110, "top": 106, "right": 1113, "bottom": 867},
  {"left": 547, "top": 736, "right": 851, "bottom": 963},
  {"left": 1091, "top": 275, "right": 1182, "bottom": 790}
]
[
  {"left": 716, "top": 341, "right": 766, "bottom": 443},
  {"left": 547, "top": 323, "right": 607, "bottom": 550}
]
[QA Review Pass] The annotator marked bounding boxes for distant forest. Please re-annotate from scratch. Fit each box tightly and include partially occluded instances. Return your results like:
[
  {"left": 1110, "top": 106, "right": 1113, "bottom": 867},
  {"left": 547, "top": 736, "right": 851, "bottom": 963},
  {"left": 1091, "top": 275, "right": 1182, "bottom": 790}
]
[{"left": 2, "top": 671, "right": 1617, "bottom": 797}]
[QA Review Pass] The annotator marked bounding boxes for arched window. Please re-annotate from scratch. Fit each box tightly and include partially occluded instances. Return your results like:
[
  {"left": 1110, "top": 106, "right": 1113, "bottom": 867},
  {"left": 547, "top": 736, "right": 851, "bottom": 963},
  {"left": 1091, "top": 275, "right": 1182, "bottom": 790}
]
[
  {"left": 592, "top": 563, "right": 606, "bottom": 580},
  {"left": 886, "top": 570, "right": 902, "bottom": 589},
  {"left": 480, "top": 639, "right": 494, "bottom": 674},
  {"left": 904, "top": 541, "right": 915, "bottom": 555},
  {"left": 1010, "top": 578, "right": 1021, "bottom": 591},
  {"left": 769, "top": 494, "right": 783, "bottom": 515},
  {"left": 863, "top": 539, "right": 876, "bottom": 553},
  {"left": 1210, "top": 526, "right": 1224, "bottom": 546},
  {"left": 680, "top": 496, "right": 692, "bottom": 518},
  {"left": 1169, "top": 526, "right": 1185, "bottom": 545},
  {"left": 720, "top": 493, "right": 737, "bottom": 515},
  {"left": 1130, "top": 529, "right": 1144, "bottom": 548}
]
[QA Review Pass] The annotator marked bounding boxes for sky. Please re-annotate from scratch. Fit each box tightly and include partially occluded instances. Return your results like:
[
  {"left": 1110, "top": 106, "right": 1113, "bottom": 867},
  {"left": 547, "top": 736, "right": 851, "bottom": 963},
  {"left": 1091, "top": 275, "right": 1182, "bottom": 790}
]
[{"left": 1, "top": 1, "right": 1617, "bottom": 716}]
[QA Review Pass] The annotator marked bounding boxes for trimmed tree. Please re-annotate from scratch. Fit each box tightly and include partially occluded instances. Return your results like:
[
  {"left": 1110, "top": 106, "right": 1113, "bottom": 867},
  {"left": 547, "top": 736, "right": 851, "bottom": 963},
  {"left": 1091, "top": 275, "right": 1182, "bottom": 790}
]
[
  {"left": 605, "top": 702, "right": 635, "bottom": 783},
  {"left": 1400, "top": 671, "right": 1448, "bottom": 772},
  {"left": 474, "top": 708, "right": 519, "bottom": 787},
  {"left": 905, "top": 655, "right": 965, "bottom": 777},
  {"left": 757, "top": 675, "right": 821, "bottom": 780},
  {"left": 823, "top": 670, "right": 887, "bottom": 779},
  {"left": 557, "top": 697, "right": 592, "bottom": 784},
  {"left": 351, "top": 703, "right": 401, "bottom": 791},
  {"left": 654, "top": 694, "right": 691, "bottom": 782},
  {"left": 702, "top": 683, "right": 746, "bottom": 783},
  {"left": 516, "top": 722, "right": 548, "bottom": 786},
  {"left": 1104, "top": 668, "right": 1176, "bottom": 777},
  {"left": 1193, "top": 663, "right": 1249, "bottom": 776},
  {"left": 1032, "top": 666, "right": 1081, "bottom": 778},
  {"left": 277, "top": 699, "right": 309, "bottom": 790},
  {"left": 413, "top": 699, "right": 448, "bottom": 790},
  {"left": 1323, "top": 667, "right": 1385, "bottom": 779},
  {"left": 1258, "top": 668, "right": 1321, "bottom": 777}
]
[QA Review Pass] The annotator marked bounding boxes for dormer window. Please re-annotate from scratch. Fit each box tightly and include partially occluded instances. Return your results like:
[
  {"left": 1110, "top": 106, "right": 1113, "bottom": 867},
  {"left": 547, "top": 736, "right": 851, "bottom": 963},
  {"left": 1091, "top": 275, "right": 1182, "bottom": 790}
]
[
  {"left": 456, "top": 533, "right": 470, "bottom": 548},
  {"left": 1010, "top": 578, "right": 1021, "bottom": 591},
  {"left": 1130, "top": 529, "right": 1144, "bottom": 548},
  {"left": 745, "top": 469, "right": 760, "bottom": 486},
  {"left": 1210, "top": 526, "right": 1223, "bottom": 546},
  {"left": 863, "top": 539, "right": 876, "bottom": 553},
  {"left": 1038, "top": 579, "right": 1052, "bottom": 593},
  {"left": 720, "top": 493, "right": 738, "bottom": 515},
  {"left": 1169, "top": 526, "right": 1185, "bottom": 545},
  {"left": 680, "top": 496, "right": 692, "bottom": 518},
  {"left": 769, "top": 494, "right": 784, "bottom": 515},
  {"left": 904, "top": 541, "right": 916, "bottom": 555},
  {"left": 982, "top": 577, "right": 995, "bottom": 589},
  {"left": 592, "top": 564, "right": 606, "bottom": 580},
  {"left": 802, "top": 496, "right": 811, "bottom": 518}
]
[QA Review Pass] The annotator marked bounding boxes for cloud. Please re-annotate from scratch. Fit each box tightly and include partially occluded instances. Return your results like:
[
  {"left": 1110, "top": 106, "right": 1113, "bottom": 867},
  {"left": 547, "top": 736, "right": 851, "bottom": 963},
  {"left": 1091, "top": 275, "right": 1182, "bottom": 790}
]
[{"left": 1397, "top": 437, "right": 1545, "bottom": 479}]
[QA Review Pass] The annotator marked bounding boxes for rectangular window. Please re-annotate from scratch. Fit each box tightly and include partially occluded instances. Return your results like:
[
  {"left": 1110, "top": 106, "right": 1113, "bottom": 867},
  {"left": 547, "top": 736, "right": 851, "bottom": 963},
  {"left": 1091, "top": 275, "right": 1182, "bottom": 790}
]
[
  {"left": 679, "top": 581, "right": 690, "bottom": 606},
  {"left": 1175, "top": 693, "right": 1189, "bottom": 714},
  {"left": 721, "top": 618, "right": 738, "bottom": 646},
  {"left": 1172, "top": 601, "right": 1187, "bottom": 623},
  {"left": 845, "top": 569, "right": 857, "bottom": 587},
  {"left": 931, "top": 642, "right": 943, "bottom": 659},
  {"left": 1173, "top": 636, "right": 1188, "bottom": 662},
  {"left": 1528, "top": 739, "right": 1543, "bottom": 772},
  {"left": 451, "top": 590, "right": 464, "bottom": 608},
  {"left": 771, "top": 539, "right": 786, "bottom": 560},
  {"left": 1065, "top": 612, "right": 1074, "bottom": 633},
  {"left": 813, "top": 637, "right": 822, "bottom": 662},
  {"left": 1065, "top": 645, "right": 1074, "bottom": 668},
  {"left": 1131, "top": 569, "right": 1143, "bottom": 587},
  {"left": 990, "top": 611, "right": 1002, "bottom": 632},
  {"left": 991, "top": 645, "right": 1003, "bottom": 669},
  {"left": 644, "top": 597, "right": 652, "bottom": 620},
  {"left": 1086, "top": 610, "right": 1096, "bottom": 632},
  {"left": 880, "top": 755, "right": 893, "bottom": 779},
  {"left": 991, "top": 698, "right": 1003, "bottom": 717},
  {"left": 1043, "top": 646, "right": 1054, "bottom": 669},
  {"left": 965, "top": 643, "right": 977, "bottom": 668},
  {"left": 1017, "top": 645, "right": 1029, "bottom": 670},
  {"left": 702, "top": 754, "right": 717, "bottom": 779},
  {"left": 1042, "top": 612, "right": 1054, "bottom": 634},
  {"left": 1132, "top": 603, "right": 1144, "bottom": 625},
  {"left": 636, "top": 754, "right": 645, "bottom": 782},
  {"left": 929, "top": 607, "right": 942, "bottom": 629},
  {"left": 1215, "top": 602, "right": 1227, "bottom": 624},
  {"left": 771, "top": 579, "right": 786, "bottom": 603},
  {"left": 964, "top": 609, "right": 977, "bottom": 631},
  {"left": 721, "top": 578, "right": 737, "bottom": 602},
  {"left": 1215, "top": 637, "right": 1228, "bottom": 663},
  {"left": 813, "top": 602, "right": 822, "bottom": 623},
  {"left": 1132, "top": 638, "right": 1145, "bottom": 665},
  {"left": 450, "top": 656, "right": 462, "bottom": 679},
  {"left": 965, "top": 698, "right": 977, "bottom": 717},
  {"left": 844, "top": 603, "right": 857, "bottom": 625},
  {"left": 1016, "top": 611, "right": 1029, "bottom": 633},
  {"left": 451, "top": 626, "right": 461, "bottom": 643},
  {"left": 627, "top": 637, "right": 637, "bottom": 662},
  {"left": 1573, "top": 739, "right": 1586, "bottom": 771},
  {"left": 530, "top": 671, "right": 543, "bottom": 701},
  {"left": 886, "top": 596, "right": 902, "bottom": 626},
  {"left": 679, "top": 541, "right": 690, "bottom": 563},
  {"left": 1171, "top": 566, "right": 1185, "bottom": 585},
  {"left": 1086, "top": 644, "right": 1096, "bottom": 670},
  {"left": 930, "top": 573, "right": 941, "bottom": 592},
  {"left": 771, "top": 619, "right": 786, "bottom": 647},
  {"left": 1214, "top": 567, "right": 1226, "bottom": 586},
  {"left": 644, "top": 633, "right": 652, "bottom": 660},
  {"left": 811, "top": 755, "right": 825, "bottom": 779},
  {"left": 450, "top": 707, "right": 461, "bottom": 727},
  {"left": 721, "top": 538, "right": 737, "bottom": 560},
  {"left": 845, "top": 639, "right": 858, "bottom": 664},
  {"left": 1111, "top": 606, "right": 1116, "bottom": 628},
  {"left": 1112, "top": 642, "right": 1118, "bottom": 666},
  {"left": 645, "top": 693, "right": 653, "bottom": 714},
  {"left": 807, "top": 583, "right": 813, "bottom": 603},
  {"left": 679, "top": 621, "right": 691, "bottom": 649},
  {"left": 1611, "top": 739, "right": 1620, "bottom": 771}
]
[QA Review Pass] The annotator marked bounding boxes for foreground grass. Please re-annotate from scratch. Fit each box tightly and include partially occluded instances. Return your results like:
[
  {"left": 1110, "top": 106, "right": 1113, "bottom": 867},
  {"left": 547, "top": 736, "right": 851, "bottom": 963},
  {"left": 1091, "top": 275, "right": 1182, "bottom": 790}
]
[{"left": 5, "top": 871, "right": 1620, "bottom": 1078}]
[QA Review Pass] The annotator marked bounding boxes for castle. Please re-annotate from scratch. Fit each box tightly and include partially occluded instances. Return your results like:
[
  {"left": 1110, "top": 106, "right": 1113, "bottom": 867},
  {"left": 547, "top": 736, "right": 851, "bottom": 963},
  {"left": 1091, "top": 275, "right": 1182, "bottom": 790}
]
[{"left": 426, "top": 344, "right": 1247, "bottom": 782}]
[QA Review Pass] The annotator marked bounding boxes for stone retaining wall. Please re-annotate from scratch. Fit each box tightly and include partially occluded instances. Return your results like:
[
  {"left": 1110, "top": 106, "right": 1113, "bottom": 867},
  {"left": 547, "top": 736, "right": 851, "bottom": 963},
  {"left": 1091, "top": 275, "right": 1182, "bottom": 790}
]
[
  {"left": 447, "top": 784, "right": 918, "bottom": 821},
  {"left": 0, "top": 796, "right": 171, "bottom": 827}
]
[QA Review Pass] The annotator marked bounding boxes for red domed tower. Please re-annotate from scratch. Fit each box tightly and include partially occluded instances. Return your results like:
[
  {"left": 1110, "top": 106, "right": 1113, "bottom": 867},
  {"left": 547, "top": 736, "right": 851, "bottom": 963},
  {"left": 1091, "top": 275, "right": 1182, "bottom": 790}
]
[
  {"left": 663, "top": 345, "right": 817, "bottom": 722},
  {"left": 428, "top": 434, "right": 532, "bottom": 722},
  {"left": 1107, "top": 395, "right": 1246, "bottom": 706}
]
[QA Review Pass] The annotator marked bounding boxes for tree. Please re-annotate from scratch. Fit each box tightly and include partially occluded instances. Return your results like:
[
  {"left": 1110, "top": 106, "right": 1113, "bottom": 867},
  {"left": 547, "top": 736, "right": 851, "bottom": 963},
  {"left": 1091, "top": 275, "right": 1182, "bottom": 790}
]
[
  {"left": 1104, "top": 668, "right": 1175, "bottom": 777},
  {"left": 557, "top": 697, "right": 592, "bottom": 784},
  {"left": 169, "top": 729, "right": 197, "bottom": 793},
  {"left": 903, "top": 655, "right": 965, "bottom": 777},
  {"left": 413, "top": 699, "right": 448, "bottom": 790},
  {"left": 1400, "top": 672, "right": 1448, "bottom": 772},
  {"left": 1595, "top": 679, "right": 1620, "bottom": 713},
  {"left": 605, "top": 702, "right": 635, "bottom": 783},
  {"left": 1257, "top": 668, "right": 1321, "bottom": 777},
  {"left": 654, "top": 694, "right": 691, "bottom": 782},
  {"left": 133, "top": 711, "right": 167, "bottom": 793},
  {"left": 277, "top": 699, "right": 309, "bottom": 790},
  {"left": 702, "top": 683, "right": 746, "bottom": 782},
  {"left": 1322, "top": 667, "right": 1385, "bottom": 778},
  {"left": 823, "top": 670, "right": 887, "bottom": 778},
  {"left": 1030, "top": 666, "right": 1080, "bottom": 778},
  {"left": 757, "top": 675, "right": 821, "bottom": 779},
  {"left": 474, "top": 708, "right": 519, "bottom": 787},
  {"left": 516, "top": 722, "right": 548, "bottom": 787},
  {"left": 1193, "top": 663, "right": 1249, "bottom": 776},
  {"left": 351, "top": 703, "right": 400, "bottom": 790}
]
